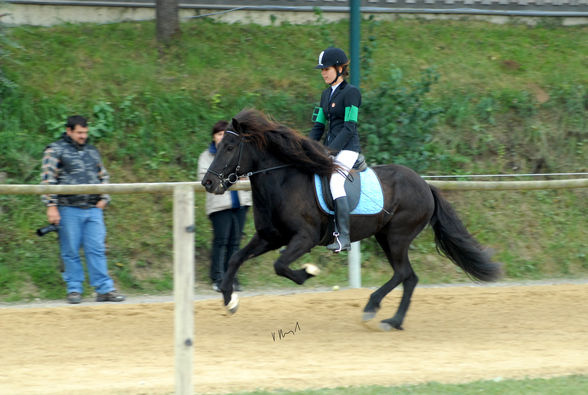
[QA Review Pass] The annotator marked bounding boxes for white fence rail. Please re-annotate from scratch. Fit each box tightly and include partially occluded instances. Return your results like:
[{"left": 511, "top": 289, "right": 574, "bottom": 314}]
[
  {"left": 2, "top": 177, "right": 588, "bottom": 195},
  {"left": 1, "top": 177, "right": 587, "bottom": 395}
]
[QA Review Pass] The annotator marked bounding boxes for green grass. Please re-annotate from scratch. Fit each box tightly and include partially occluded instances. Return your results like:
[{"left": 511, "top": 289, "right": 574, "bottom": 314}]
[
  {"left": 223, "top": 374, "right": 588, "bottom": 394},
  {"left": 0, "top": 17, "right": 586, "bottom": 301}
]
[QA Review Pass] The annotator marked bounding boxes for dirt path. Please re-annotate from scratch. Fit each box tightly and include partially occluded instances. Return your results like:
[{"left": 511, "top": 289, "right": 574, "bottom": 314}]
[{"left": 1, "top": 283, "right": 588, "bottom": 394}]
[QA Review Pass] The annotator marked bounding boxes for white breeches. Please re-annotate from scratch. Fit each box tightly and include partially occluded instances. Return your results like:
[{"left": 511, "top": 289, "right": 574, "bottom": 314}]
[{"left": 330, "top": 150, "right": 359, "bottom": 200}]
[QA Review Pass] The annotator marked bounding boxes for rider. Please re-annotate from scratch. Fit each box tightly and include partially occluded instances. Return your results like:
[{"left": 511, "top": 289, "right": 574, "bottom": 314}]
[{"left": 309, "top": 47, "right": 362, "bottom": 253}]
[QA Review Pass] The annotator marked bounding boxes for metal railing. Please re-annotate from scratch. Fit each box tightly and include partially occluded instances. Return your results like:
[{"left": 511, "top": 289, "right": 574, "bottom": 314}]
[
  {"left": 6, "top": 0, "right": 588, "bottom": 14},
  {"left": 4, "top": 0, "right": 588, "bottom": 19}
]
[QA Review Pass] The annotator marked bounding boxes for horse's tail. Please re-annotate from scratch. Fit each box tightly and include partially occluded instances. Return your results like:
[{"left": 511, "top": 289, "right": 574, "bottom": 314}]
[{"left": 429, "top": 185, "right": 502, "bottom": 282}]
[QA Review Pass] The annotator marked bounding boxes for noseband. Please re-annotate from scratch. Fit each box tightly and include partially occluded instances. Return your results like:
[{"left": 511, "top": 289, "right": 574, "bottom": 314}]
[{"left": 206, "top": 130, "right": 290, "bottom": 187}]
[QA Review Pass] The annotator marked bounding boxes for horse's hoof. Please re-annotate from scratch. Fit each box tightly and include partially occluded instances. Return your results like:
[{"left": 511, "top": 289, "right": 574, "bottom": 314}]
[
  {"left": 362, "top": 311, "right": 377, "bottom": 322},
  {"left": 225, "top": 293, "right": 239, "bottom": 314},
  {"left": 302, "top": 263, "right": 320, "bottom": 276},
  {"left": 380, "top": 319, "right": 403, "bottom": 331}
]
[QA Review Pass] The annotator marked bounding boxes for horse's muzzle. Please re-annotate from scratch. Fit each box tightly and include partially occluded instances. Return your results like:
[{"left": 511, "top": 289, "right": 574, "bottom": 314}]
[{"left": 201, "top": 175, "right": 227, "bottom": 195}]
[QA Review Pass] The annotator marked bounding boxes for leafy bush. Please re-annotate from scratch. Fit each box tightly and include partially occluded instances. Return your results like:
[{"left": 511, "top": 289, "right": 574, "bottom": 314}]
[
  {"left": 361, "top": 66, "right": 444, "bottom": 172},
  {"left": 91, "top": 100, "right": 115, "bottom": 139}
]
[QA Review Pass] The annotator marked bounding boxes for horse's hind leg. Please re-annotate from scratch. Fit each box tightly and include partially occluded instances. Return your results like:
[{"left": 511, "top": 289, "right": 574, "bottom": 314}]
[
  {"left": 379, "top": 264, "right": 418, "bottom": 331},
  {"left": 363, "top": 232, "right": 418, "bottom": 331}
]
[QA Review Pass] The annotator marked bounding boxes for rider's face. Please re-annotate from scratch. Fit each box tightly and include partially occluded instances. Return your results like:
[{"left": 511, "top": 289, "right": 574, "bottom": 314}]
[{"left": 320, "top": 66, "right": 342, "bottom": 85}]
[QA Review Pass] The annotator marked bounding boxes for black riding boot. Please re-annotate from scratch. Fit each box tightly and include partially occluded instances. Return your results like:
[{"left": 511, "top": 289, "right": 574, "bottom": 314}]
[{"left": 327, "top": 197, "right": 351, "bottom": 253}]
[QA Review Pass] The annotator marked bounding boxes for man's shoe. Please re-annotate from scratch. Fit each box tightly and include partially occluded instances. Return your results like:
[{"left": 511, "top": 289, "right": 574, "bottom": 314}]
[
  {"left": 96, "top": 291, "right": 125, "bottom": 302},
  {"left": 212, "top": 283, "right": 221, "bottom": 292},
  {"left": 67, "top": 292, "right": 82, "bottom": 304}
]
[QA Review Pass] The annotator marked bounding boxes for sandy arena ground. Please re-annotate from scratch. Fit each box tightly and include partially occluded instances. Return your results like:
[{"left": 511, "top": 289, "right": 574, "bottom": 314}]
[{"left": 1, "top": 282, "right": 588, "bottom": 394}]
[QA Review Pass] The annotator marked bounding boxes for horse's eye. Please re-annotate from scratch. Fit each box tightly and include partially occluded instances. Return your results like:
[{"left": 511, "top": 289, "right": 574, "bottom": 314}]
[{"left": 226, "top": 145, "right": 234, "bottom": 152}]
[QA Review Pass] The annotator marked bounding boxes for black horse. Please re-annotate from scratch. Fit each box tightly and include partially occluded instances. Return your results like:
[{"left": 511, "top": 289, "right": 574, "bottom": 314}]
[{"left": 202, "top": 109, "right": 501, "bottom": 330}]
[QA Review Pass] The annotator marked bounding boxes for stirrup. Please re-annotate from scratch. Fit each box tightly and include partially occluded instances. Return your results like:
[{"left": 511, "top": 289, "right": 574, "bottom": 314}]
[{"left": 327, "top": 232, "right": 349, "bottom": 253}]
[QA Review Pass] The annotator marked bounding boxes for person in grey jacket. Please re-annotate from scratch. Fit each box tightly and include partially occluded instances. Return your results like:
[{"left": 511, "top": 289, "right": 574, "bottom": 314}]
[
  {"left": 198, "top": 120, "right": 253, "bottom": 292},
  {"left": 41, "top": 115, "right": 125, "bottom": 304}
]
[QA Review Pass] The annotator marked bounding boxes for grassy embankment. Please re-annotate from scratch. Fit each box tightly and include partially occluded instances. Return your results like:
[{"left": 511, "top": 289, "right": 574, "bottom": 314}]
[
  {"left": 0, "top": 17, "right": 586, "bottom": 301},
  {"left": 229, "top": 374, "right": 588, "bottom": 395}
]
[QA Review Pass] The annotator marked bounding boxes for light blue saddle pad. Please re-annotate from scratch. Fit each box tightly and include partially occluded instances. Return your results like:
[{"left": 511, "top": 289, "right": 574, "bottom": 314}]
[{"left": 314, "top": 167, "right": 384, "bottom": 215}]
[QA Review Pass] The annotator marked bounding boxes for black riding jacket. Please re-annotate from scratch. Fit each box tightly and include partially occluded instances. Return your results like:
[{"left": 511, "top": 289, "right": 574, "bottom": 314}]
[{"left": 309, "top": 80, "right": 361, "bottom": 153}]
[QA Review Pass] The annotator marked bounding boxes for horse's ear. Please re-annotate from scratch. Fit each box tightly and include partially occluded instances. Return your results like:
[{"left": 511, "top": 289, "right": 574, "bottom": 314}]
[{"left": 232, "top": 118, "right": 242, "bottom": 134}]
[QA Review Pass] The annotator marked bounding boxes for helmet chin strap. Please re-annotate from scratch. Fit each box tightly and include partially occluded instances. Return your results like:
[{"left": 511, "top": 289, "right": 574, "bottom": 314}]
[
  {"left": 328, "top": 64, "right": 347, "bottom": 85},
  {"left": 328, "top": 69, "right": 343, "bottom": 86}
]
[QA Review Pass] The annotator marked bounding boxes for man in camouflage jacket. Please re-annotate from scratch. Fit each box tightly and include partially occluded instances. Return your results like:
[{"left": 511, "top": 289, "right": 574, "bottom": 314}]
[{"left": 41, "top": 115, "right": 124, "bottom": 304}]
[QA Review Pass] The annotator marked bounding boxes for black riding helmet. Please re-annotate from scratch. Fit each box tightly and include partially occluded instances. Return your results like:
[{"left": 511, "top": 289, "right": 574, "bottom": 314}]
[
  {"left": 315, "top": 47, "right": 349, "bottom": 85},
  {"left": 315, "top": 47, "right": 348, "bottom": 69}
]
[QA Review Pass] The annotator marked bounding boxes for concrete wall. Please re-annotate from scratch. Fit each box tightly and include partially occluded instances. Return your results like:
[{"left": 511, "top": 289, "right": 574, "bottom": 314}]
[{"left": 2, "top": 1, "right": 587, "bottom": 26}]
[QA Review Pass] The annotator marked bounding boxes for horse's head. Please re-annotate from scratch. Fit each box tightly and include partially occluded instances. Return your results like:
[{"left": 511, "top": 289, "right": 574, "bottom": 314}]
[
  {"left": 202, "top": 107, "right": 335, "bottom": 193},
  {"left": 201, "top": 118, "right": 250, "bottom": 195}
]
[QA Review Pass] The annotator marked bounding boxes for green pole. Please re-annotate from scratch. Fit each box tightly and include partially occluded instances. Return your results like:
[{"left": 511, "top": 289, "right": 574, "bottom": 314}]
[
  {"left": 349, "top": 0, "right": 361, "bottom": 288},
  {"left": 349, "top": 0, "right": 361, "bottom": 87}
]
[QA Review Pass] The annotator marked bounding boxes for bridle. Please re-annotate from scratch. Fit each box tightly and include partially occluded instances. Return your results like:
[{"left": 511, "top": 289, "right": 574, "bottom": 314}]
[{"left": 206, "top": 130, "right": 290, "bottom": 187}]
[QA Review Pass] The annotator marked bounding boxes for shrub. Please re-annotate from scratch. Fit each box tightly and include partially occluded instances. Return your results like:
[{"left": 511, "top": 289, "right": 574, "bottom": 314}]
[{"left": 361, "top": 66, "right": 444, "bottom": 172}]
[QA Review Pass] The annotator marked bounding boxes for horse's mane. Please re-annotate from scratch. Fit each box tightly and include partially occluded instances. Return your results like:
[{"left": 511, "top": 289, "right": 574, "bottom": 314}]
[{"left": 231, "top": 108, "right": 335, "bottom": 177}]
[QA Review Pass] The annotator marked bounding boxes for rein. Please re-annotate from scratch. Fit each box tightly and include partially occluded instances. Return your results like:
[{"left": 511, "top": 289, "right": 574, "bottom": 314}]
[
  {"left": 207, "top": 130, "right": 291, "bottom": 186},
  {"left": 245, "top": 164, "right": 291, "bottom": 178}
]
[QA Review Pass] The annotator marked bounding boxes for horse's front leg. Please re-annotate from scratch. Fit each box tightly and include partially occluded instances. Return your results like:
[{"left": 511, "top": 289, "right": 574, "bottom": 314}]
[
  {"left": 273, "top": 234, "right": 319, "bottom": 285},
  {"left": 221, "top": 233, "right": 275, "bottom": 313}
]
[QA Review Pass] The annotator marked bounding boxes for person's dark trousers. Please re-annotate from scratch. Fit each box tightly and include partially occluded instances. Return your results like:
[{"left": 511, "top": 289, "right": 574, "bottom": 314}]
[
  {"left": 226, "top": 206, "right": 249, "bottom": 271},
  {"left": 209, "top": 209, "right": 233, "bottom": 286},
  {"left": 226, "top": 206, "right": 249, "bottom": 289},
  {"left": 209, "top": 206, "right": 249, "bottom": 286}
]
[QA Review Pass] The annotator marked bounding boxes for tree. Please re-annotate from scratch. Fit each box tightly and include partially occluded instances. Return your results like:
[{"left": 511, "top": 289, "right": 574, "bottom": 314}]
[{"left": 156, "top": 0, "right": 180, "bottom": 44}]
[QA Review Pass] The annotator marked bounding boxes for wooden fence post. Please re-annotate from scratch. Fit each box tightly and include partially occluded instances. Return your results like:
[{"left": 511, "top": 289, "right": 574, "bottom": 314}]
[{"left": 173, "top": 185, "right": 195, "bottom": 395}]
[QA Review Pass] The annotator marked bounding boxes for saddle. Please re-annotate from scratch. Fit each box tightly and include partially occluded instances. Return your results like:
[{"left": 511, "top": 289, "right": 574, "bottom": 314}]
[
  {"left": 314, "top": 155, "right": 384, "bottom": 216},
  {"left": 319, "top": 154, "right": 367, "bottom": 212}
]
